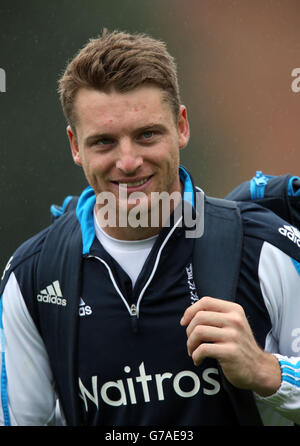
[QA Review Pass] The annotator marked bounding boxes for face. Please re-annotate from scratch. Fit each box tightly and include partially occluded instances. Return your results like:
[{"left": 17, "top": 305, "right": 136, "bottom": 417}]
[{"left": 67, "top": 85, "right": 190, "bottom": 235}]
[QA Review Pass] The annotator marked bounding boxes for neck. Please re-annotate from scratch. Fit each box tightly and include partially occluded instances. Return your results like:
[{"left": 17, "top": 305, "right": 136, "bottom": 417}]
[
  {"left": 95, "top": 182, "right": 184, "bottom": 241},
  {"left": 99, "top": 224, "right": 161, "bottom": 241}
]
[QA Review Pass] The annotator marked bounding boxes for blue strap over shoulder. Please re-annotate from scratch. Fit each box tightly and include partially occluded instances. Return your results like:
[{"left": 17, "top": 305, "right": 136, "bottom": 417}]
[{"left": 227, "top": 170, "right": 300, "bottom": 276}]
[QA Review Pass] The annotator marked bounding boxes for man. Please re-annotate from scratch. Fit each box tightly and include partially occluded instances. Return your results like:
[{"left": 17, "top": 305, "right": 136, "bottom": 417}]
[{"left": 0, "top": 29, "right": 299, "bottom": 426}]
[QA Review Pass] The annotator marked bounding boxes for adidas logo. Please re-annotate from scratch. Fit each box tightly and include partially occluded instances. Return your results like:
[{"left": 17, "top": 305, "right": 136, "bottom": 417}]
[
  {"left": 278, "top": 225, "right": 300, "bottom": 248},
  {"left": 79, "top": 297, "right": 92, "bottom": 317},
  {"left": 37, "top": 280, "right": 67, "bottom": 307}
]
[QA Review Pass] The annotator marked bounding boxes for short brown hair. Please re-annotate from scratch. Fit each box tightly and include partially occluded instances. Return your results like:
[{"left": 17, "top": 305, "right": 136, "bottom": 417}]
[{"left": 58, "top": 29, "right": 181, "bottom": 129}]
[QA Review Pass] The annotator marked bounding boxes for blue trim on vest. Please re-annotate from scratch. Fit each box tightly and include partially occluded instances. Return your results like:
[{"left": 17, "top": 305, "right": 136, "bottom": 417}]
[
  {"left": 76, "top": 187, "right": 96, "bottom": 255},
  {"left": 288, "top": 176, "right": 300, "bottom": 197},
  {"left": 0, "top": 296, "right": 11, "bottom": 426},
  {"left": 50, "top": 196, "right": 73, "bottom": 218},
  {"left": 179, "top": 166, "right": 195, "bottom": 207},
  {"left": 250, "top": 171, "right": 272, "bottom": 200},
  {"left": 76, "top": 167, "right": 195, "bottom": 254},
  {"left": 291, "top": 257, "right": 300, "bottom": 276}
]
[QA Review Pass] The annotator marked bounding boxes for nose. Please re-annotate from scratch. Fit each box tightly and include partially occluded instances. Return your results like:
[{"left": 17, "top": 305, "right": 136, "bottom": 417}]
[{"left": 115, "top": 139, "right": 143, "bottom": 174}]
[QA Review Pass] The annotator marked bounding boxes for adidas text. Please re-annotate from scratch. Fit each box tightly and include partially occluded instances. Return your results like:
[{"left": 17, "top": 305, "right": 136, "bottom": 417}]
[
  {"left": 79, "top": 305, "right": 92, "bottom": 316},
  {"left": 37, "top": 294, "right": 67, "bottom": 306},
  {"left": 279, "top": 225, "right": 300, "bottom": 248},
  {"left": 37, "top": 280, "right": 66, "bottom": 307},
  {"left": 79, "top": 298, "right": 92, "bottom": 317}
]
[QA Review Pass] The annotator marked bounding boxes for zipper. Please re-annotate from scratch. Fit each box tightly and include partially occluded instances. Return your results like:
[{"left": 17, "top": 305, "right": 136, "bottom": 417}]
[
  {"left": 85, "top": 253, "right": 132, "bottom": 313},
  {"left": 86, "top": 254, "right": 140, "bottom": 332},
  {"left": 130, "top": 303, "right": 137, "bottom": 316},
  {"left": 85, "top": 215, "right": 183, "bottom": 331},
  {"left": 130, "top": 304, "right": 138, "bottom": 333}
]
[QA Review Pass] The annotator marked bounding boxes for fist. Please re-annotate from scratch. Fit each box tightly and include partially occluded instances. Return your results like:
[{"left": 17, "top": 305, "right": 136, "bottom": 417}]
[{"left": 180, "top": 296, "right": 281, "bottom": 396}]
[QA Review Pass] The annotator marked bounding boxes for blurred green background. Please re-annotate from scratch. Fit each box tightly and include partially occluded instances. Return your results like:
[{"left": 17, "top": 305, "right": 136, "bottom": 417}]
[{"left": 1, "top": 0, "right": 300, "bottom": 270}]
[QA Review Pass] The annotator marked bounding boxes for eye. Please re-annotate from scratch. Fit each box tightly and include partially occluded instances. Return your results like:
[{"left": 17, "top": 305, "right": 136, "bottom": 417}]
[
  {"left": 137, "top": 128, "right": 164, "bottom": 145},
  {"left": 142, "top": 131, "right": 154, "bottom": 140},
  {"left": 90, "top": 137, "right": 116, "bottom": 151},
  {"left": 96, "top": 137, "right": 114, "bottom": 146}
]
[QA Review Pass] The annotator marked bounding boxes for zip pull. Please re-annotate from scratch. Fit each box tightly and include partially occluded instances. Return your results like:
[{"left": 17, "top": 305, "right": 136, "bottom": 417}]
[
  {"left": 130, "top": 304, "right": 137, "bottom": 316},
  {"left": 130, "top": 304, "right": 139, "bottom": 333},
  {"left": 253, "top": 171, "right": 267, "bottom": 186},
  {"left": 250, "top": 171, "right": 269, "bottom": 199}
]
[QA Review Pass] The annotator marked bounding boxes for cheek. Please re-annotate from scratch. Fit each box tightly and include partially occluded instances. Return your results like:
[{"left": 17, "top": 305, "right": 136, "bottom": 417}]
[
  {"left": 155, "top": 135, "right": 180, "bottom": 164},
  {"left": 154, "top": 147, "right": 180, "bottom": 188},
  {"left": 164, "top": 141, "right": 180, "bottom": 170},
  {"left": 82, "top": 154, "right": 116, "bottom": 188}
]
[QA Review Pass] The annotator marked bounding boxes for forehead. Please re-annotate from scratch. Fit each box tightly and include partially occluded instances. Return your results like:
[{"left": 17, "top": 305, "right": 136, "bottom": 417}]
[{"left": 73, "top": 86, "right": 174, "bottom": 134}]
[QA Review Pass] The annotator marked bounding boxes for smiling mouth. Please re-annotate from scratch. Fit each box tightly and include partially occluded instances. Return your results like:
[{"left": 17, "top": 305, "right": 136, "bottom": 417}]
[{"left": 112, "top": 175, "right": 153, "bottom": 189}]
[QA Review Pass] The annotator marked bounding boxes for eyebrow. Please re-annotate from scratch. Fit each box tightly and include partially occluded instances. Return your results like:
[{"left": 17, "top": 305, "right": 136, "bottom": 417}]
[
  {"left": 85, "top": 133, "right": 113, "bottom": 146},
  {"left": 84, "top": 123, "right": 167, "bottom": 145}
]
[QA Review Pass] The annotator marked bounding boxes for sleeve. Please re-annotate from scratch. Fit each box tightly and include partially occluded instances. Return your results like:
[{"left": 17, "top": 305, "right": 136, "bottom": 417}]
[
  {"left": 256, "top": 241, "right": 300, "bottom": 425},
  {"left": 0, "top": 272, "right": 57, "bottom": 425}
]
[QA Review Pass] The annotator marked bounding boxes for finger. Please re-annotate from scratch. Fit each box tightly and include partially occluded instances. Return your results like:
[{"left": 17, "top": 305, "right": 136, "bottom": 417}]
[
  {"left": 191, "top": 341, "right": 227, "bottom": 366},
  {"left": 180, "top": 296, "right": 237, "bottom": 326},
  {"left": 186, "top": 325, "right": 224, "bottom": 357},
  {"left": 185, "top": 310, "right": 226, "bottom": 338}
]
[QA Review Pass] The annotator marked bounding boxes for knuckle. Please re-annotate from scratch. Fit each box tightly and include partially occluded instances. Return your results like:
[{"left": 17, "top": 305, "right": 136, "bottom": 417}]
[
  {"left": 195, "top": 324, "right": 204, "bottom": 338},
  {"left": 228, "top": 327, "right": 239, "bottom": 343},
  {"left": 230, "top": 312, "right": 242, "bottom": 326},
  {"left": 195, "top": 342, "right": 209, "bottom": 358},
  {"left": 197, "top": 343, "right": 206, "bottom": 354},
  {"left": 201, "top": 295, "right": 212, "bottom": 306},
  {"left": 194, "top": 310, "right": 204, "bottom": 324},
  {"left": 233, "top": 302, "right": 245, "bottom": 315},
  {"left": 230, "top": 306, "right": 245, "bottom": 327}
]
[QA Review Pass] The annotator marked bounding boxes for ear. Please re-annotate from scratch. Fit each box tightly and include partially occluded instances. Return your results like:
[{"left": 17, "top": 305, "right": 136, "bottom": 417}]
[
  {"left": 177, "top": 105, "right": 190, "bottom": 150},
  {"left": 67, "top": 125, "right": 82, "bottom": 166}
]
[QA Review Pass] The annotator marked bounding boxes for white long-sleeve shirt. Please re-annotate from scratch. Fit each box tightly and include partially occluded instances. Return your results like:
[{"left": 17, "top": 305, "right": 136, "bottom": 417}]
[{"left": 1, "top": 239, "right": 300, "bottom": 425}]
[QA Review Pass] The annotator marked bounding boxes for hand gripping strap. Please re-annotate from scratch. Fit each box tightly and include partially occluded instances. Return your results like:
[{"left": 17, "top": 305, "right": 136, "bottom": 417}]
[{"left": 192, "top": 196, "right": 263, "bottom": 425}]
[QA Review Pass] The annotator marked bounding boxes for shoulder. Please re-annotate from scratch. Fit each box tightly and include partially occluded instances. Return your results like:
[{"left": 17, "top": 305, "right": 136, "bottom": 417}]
[
  {"left": 1, "top": 227, "right": 50, "bottom": 284},
  {"left": 1, "top": 211, "right": 79, "bottom": 289},
  {"left": 236, "top": 201, "right": 300, "bottom": 263}
]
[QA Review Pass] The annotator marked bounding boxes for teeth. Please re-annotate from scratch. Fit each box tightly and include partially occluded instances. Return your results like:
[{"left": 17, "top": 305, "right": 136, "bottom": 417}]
[{"left": 119, "top": 178, "right": 149, "bottom": 187}]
